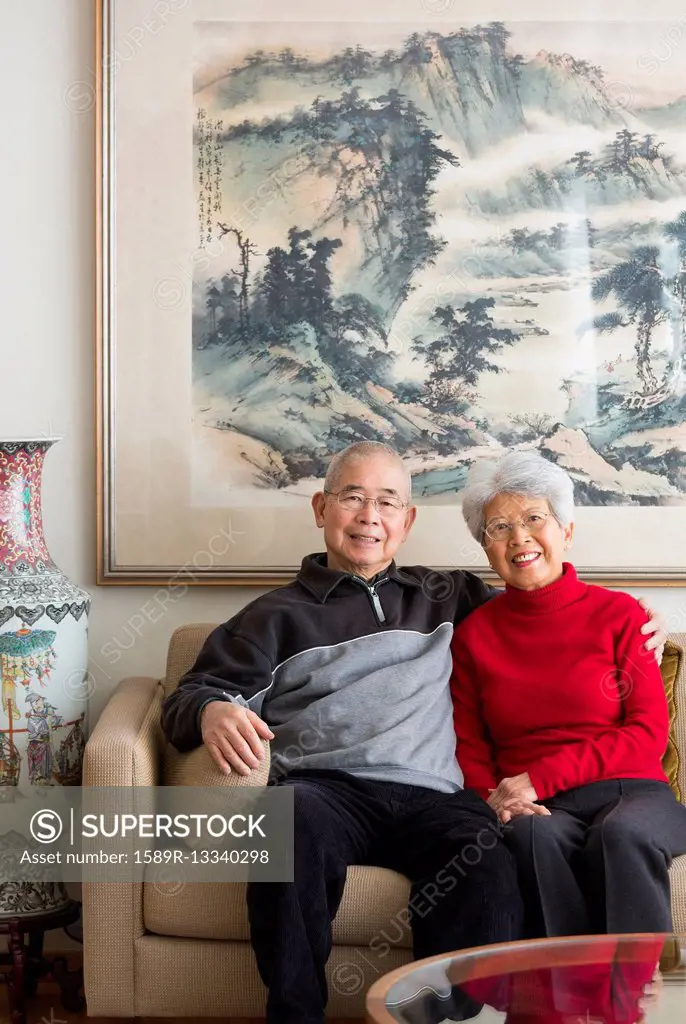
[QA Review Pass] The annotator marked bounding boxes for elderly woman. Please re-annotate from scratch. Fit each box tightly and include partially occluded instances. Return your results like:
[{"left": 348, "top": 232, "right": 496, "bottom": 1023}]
[{"left": 450, "top": 449, "right": 686, "bottom": 938}]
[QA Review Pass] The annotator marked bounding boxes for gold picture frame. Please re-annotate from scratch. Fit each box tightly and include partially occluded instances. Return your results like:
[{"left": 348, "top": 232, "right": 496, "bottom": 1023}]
[{"left": 97, "top": 0, "right": 686, "bottom": 585}]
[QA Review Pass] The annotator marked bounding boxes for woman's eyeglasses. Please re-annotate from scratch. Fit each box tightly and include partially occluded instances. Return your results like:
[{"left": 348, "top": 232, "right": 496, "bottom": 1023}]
[{"left": 484, "top": 512, "right": 555, "bottom": 542}]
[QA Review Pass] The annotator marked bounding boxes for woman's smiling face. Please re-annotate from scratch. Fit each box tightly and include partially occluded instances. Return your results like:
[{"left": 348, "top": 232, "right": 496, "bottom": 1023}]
[{"left": 482, "top": 492, "right": 574, "bottom": 591}]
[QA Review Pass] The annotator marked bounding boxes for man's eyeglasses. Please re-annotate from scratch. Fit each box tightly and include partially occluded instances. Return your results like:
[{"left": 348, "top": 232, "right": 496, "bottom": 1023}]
[
  {"left": 484, "top": 511, "right": 556, "bottom": 542},
  {"left": 324, "top": 490, "right": 408, "bottom": 517}
]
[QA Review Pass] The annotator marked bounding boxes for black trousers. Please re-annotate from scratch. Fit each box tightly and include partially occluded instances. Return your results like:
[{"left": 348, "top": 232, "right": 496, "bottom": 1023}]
[
  {"left": 505, "top": 778, "right": 686, "bottom": 938},
  {"left": 246, "top": 769, "right": 523, "bottom": 1024}
]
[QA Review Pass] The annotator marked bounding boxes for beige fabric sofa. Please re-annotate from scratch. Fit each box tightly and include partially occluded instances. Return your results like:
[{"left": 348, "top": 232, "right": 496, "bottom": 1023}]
[{"left": 82, "top": 624, "right": 686, "bottom": 1018}]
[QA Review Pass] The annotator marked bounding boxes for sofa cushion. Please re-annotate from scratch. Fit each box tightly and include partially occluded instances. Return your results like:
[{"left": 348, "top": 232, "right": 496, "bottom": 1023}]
[
  {"left": 668, "top": 854, "right": 686, "bottom": 933},
  {"left": 144, "top": 863, "right": 413, "bottom": 948},
  {"left": 661, "top": 640, "right": 682, "bottom": 802},
  {"left": 144, "top": 857, "right": 686, "bottom": 949}
]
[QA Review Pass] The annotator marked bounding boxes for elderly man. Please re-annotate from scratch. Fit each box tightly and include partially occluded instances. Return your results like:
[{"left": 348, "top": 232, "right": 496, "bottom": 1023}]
[{"left": 161, "top": 441, "right": 663, "bottom": 1024}]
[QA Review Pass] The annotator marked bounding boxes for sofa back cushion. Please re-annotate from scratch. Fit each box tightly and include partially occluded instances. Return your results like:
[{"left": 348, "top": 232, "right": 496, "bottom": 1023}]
[
  {"left": 163, "top": 623, "right": 216, "bottom": 698},
  {"left": 162, "top": 623, "right": 268, "bottom": 804},
  {"left": 662, "top": 638, "right": 684, "bottom": 802}
]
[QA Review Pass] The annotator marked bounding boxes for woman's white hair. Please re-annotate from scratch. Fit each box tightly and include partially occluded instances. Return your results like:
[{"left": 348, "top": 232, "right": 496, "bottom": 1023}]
[{"left": 462, "top": 450, "right": 575, "bottom": 541}]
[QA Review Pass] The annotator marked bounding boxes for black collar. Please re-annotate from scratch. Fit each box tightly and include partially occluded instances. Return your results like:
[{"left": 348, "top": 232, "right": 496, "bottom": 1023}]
[{"left": 297, "top": 553, "right": 422, "bottom": 603}]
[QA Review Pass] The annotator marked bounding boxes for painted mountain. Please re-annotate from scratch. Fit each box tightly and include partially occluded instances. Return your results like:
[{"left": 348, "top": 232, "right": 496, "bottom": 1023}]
[{"left": 191, "top": 21, "right": 686, "bottom": 505}]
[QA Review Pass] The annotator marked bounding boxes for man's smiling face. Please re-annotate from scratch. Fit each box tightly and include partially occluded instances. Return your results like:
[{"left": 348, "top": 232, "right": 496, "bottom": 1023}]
[{"left": 311, "top": 453, "right": 417, "bottom": 580}]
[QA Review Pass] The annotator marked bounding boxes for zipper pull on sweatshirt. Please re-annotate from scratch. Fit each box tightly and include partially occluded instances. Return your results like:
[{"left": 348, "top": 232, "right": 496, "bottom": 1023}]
[
  {"left": 368, "top": 583, "right": 386, "bottom": 625},
  {"left": 350, "top": 574, "right": 389, "bottom": 626}
]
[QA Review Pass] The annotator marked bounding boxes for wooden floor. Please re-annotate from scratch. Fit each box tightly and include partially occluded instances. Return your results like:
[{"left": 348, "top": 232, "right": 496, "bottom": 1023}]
[
  {"left": 0, "top": 954, "right": 365, "bottom": 1023},
  {"left": 0, "top": 992, "right": 363, "bottom": 1024}
]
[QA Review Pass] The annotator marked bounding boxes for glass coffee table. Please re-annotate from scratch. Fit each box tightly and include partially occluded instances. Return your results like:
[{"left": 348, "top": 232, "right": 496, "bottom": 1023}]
[{"left": 366, "top": 934, "right": 686, "bottom": 1023}]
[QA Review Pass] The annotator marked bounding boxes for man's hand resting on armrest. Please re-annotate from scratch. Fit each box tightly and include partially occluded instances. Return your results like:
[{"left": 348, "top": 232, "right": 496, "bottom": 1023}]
[{"left": 200, "top": 701, "right": 274, "bottom": 777}]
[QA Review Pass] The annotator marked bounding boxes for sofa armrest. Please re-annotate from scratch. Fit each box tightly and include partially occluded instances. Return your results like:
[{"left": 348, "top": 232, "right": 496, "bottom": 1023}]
[
  {"left": 83, "top": 675, "right": 164, "bottom": 787},
  {"left": 82, "top": 675, "right": 162, "bottom": 1016},
  {"left": 165, "top": 737, "right": 271, "bottom": 788}
]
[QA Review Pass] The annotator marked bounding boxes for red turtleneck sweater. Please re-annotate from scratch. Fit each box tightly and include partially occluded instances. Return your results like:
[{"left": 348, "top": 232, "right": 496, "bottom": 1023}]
[{"left": 450, "top": 563, "right": 669, "bottom": 801}]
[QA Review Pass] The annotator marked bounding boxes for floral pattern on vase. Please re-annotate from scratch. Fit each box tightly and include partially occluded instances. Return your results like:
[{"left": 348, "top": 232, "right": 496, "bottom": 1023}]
[{"left": 0, "top": 439, "right": 90, "bottom": 917}]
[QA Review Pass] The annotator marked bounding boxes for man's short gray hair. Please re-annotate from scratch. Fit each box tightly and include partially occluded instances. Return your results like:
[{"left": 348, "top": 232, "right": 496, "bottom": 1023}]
[
  {"left": 324, "top": 441, "right": 412, "bottom": 499},
  {"left": 462, "top": 450, "right": 575, "bottom": 541}
]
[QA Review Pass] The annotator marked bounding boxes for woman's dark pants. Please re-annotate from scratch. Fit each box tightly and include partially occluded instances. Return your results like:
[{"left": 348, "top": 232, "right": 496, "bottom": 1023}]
[{"left": 505, "top": 778, "right": 686, "bottom": 938}]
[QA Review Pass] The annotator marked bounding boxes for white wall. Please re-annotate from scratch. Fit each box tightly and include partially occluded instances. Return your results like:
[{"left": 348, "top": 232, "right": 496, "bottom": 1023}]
[
  {"left": 0, "top": 2, "right": 273, "bottom": 731},
  {"left": 1, "top": 0, "right": 686, "bottom": 720}
]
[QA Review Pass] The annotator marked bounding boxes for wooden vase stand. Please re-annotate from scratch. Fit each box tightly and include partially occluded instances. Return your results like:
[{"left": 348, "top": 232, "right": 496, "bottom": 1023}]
[{"left": 0, "top": 898, "right": 84, "bottom": 1024}]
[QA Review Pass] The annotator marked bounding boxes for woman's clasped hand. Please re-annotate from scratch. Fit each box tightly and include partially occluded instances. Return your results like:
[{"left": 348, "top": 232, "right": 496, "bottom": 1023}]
[{"left": 487, "top": 771, "right": 552, "bottom": 824}]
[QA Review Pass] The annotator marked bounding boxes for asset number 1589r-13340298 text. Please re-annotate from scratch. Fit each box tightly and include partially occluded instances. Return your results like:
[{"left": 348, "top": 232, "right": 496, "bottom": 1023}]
[{"left": 134, "top": 849, "right": 270, "bottom": 864}]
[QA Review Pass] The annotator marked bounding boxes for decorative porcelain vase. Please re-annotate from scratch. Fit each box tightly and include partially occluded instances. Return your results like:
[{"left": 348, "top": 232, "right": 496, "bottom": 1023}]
[{"left": 0, "top": 439, "right": 90, "bottom": 917}]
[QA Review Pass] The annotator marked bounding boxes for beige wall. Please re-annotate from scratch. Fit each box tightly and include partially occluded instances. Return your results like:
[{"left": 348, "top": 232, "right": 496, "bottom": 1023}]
[{"left": 1, "top": 1, "right": 686, "bottom": 730}]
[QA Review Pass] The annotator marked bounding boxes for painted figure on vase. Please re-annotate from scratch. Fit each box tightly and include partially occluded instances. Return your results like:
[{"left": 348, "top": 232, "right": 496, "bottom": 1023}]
[
  {"left": 0, "top": 729, "right": 20, "bottom": 789},
  {"left": 24, "top": 691, "right": 62, "bottom": 785},
  {"left": 54, "top": 711, "right": 86, "bottom": 786},
  {"left": 0, "top": 627, "right": 56, "bottom": 721},
  {"left": 0, "top": 627, "right": 57, "bottom": 789}
]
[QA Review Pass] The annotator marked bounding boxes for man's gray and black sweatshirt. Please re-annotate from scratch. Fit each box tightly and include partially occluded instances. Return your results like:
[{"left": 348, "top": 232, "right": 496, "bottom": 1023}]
[{"left": 161, "top": 554, "right": 497, "bottom": 794}]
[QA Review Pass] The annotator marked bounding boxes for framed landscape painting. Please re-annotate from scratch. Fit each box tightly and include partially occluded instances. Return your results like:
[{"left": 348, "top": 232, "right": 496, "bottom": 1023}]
[{"left": 97, "top": 0, "right": 686, "bottom": 584}]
